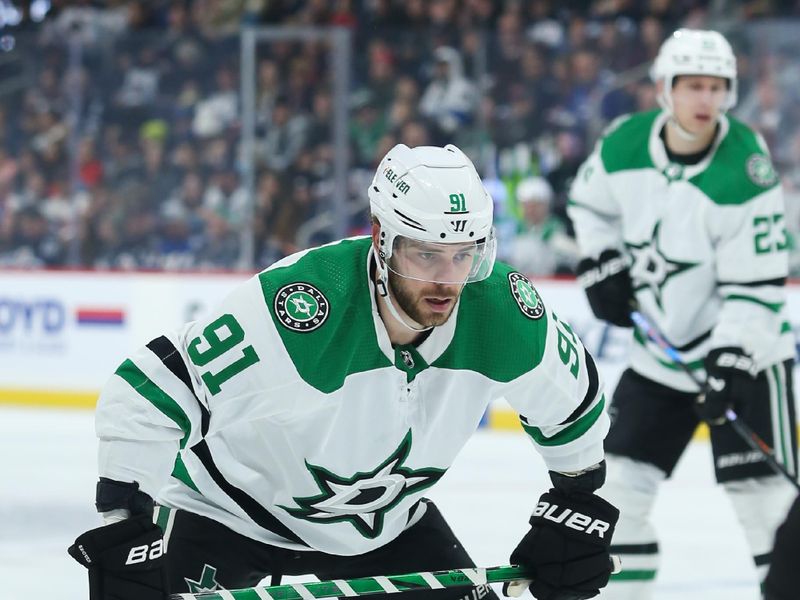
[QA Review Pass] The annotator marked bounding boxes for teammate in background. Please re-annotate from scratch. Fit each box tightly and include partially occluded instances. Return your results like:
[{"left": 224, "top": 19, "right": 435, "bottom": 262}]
[
  {"left": 567, "top": 29, "right": 798, "bottom": 599},
  {"left": 69, "top": 144, "right": 619, "bottom": 600},
  {"left": 763, "top": 493, "right": 800, "bottom": 599}
]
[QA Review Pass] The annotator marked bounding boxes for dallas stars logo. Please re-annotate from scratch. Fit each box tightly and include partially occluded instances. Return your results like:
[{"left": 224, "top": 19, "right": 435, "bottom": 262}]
[
  {"left": 279, "top": 431, "right": 444, "bottom": 538},
  {"left": 746, "top": 154, "right": 778, "bottom": 188},
  {"left": 627, "top": 221, "right": 699, "bottom": 309},
  {"left": 274, "top": 282, "right": 330, "bottom": 332},
  {"left": 185, "top": 564, "right": 220, "bottom": 594},
  {"left": 508, "top": 272, "right": 544, "bottom": 319}
]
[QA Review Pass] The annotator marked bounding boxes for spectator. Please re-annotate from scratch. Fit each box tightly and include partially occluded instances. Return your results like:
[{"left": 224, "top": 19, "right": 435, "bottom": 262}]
[
  {"left": 2, "top": 4, "right": 797, "bottom": 275},
  {"left": 8, "top": 206, "right": 64, "bottom": 267},
  {"left": 509, "top": 176, "right": 578, "bottom": 276},
  {"left": 260, "top": 96, "right": 308, "bottom": 172},
  {"left": 203, "top": 165, "right": 248, "bottom": 230},
  {"left": 419, "top": 46, "right": 478, "bottom": 142},
  {"left": 192, "top": 64, "right": 239, "bottom": 139},
  {"left": 350, "top": 90, "right": 388, "bottom": 168}
]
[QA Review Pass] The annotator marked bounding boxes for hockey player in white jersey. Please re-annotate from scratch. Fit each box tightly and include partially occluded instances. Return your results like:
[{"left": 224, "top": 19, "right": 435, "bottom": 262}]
[
  {"left": 69, "top": 144, "right": 620, "bottom": 600},
  {"left": 568, "top": 29, "right": 798, "bottom": 599}
]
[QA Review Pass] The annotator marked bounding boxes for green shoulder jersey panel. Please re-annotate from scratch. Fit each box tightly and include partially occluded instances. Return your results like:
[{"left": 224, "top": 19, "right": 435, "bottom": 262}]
[
  {"left": 600, "top": 110, "right": 658, "bottom": 174},
  {"left": 688, "top": 116, "right": 780, "bottom": 205},
  {"left": 431, "top": 261, "right": 549, "bottom": 382},
  {"left": 259, "top": 238, "right": 392, "bottom": 394}
]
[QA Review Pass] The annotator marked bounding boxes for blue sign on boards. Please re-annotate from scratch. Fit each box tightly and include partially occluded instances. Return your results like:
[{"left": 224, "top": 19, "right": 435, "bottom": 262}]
[{"left": 0, "top": 299, "right": 66, "bottom": 334}]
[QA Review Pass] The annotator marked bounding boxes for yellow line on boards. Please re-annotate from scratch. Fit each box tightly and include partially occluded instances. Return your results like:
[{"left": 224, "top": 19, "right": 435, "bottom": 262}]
[
  {"left": 0, "top": 389, "right": 98, "bottom": 409},
  {"left": 488, "top": 408, "right": 715, "bottom": 439}
]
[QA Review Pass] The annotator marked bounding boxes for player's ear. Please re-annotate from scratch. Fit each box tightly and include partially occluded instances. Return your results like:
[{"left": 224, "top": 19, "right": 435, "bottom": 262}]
[{"left": 371, "top": 216, "right": 381, "bottom": 251}]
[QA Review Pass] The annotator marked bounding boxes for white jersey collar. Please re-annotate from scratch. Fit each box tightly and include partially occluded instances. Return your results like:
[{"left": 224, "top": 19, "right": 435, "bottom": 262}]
[{"left": 648, "top": 110, "right": 730, "bottom": 180}]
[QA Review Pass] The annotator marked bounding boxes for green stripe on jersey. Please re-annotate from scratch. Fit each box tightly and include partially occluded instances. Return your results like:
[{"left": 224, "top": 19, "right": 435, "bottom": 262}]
[
  {"left": 725, "top": 294, "right": 784, "bottom": 313},
  {"left": 771, "top": 364, "right": 791, "bottom": 474},
  {"left": 115, "top": 359, "right": 191, "bottom": 448},
  {"left": 600, "top": 111, "right": 658, "bottom": 174},
  {"left": 154, "top": 505, "right": 172, "bottom": 534},
  {"left": 260, "top": 238, "right": 550, "bottom": 388},
  {"left": 171, "top": 453, "right": 199, "bottom": 492},
  {"left": 431, "top": 261, "right": 549, "bottom": 381},
  {"left": 521, "top": 395, "right": 605, "bottom": 446},
  {"left": 259, "top": 238, "right": 392, "bottom": 394},
  {"left": 633, "top": 329, "right": 704, "bottom": 371},
  {"left": 688, "top": 117, "right": 779, "bottom": 205}
]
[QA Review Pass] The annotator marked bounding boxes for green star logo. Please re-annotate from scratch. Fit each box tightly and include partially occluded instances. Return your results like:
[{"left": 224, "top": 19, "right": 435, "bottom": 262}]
[
  {"left": 288, "top": 292, "right": 316, "bottom": 318},
  {"left": 627, "top": 221, "right": 699, "bottom": 309},
  {"left": 279, "top": 431, "right": 444, "bottom": 538},
  {"left": 185, "top": 564, "right": 220, "bottom": 594},
  {"left": 746, "top": 154, "right": 778, "bottom": 187},
  {"left": 274, "top": 282, "right": 330, "bottom": 332}
]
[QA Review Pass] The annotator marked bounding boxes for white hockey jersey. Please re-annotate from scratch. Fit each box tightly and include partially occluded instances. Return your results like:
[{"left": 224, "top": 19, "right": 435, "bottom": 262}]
[
  {"left": 568, "top": 110, "right": 795, "bottom": 391},
  {"left": 95, "top": 237, "right": 608, "bottom": 556}
]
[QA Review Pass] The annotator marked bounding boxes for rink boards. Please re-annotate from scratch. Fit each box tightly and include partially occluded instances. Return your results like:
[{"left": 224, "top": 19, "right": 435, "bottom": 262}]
[{"left": 1, "top": 270, "right": 798, "bottom": 439}]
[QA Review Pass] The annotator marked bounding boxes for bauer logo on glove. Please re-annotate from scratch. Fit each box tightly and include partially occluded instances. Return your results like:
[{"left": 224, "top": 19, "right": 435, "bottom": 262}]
[{"left": 531, "top": 500, "right": 612, "bottom": 538}]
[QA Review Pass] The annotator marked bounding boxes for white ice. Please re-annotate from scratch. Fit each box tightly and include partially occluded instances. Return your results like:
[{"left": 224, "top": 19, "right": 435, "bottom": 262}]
[{"left": 0, "top": 406, "right": 760, "bottom": 600}]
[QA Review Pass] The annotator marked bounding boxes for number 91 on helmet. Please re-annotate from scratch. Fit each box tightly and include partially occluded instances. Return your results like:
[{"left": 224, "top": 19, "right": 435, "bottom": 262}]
[{"left": 368, "top": 144, "right": 497, "bottom": 286}]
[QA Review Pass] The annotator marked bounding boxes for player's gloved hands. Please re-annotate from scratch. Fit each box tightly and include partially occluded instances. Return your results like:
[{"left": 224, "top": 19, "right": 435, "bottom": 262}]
[
  {"left": 68, "top": 513, "right": 169, "bottom": 600},
  {"left": 576, "top": 249, "right": 633, "bottom": 328},
  {"left": 696, "top": 347, "right": 757, "bottom": 426},
  {"left": 505, "top": 489, "right": 619, "bottom": 600}
]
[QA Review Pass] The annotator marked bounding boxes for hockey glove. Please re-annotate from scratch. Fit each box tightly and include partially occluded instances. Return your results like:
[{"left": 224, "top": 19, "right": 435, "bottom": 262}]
[
  {"left": 506, "top": 489, "right": 619, "bottom": 600},
  {"left": 696, "top": 347, "right": 757, "bottom": 426},
  {"left": 575, "top": 249, "right": 633, "bottom": 328},
  {"left": 68, "top": 514, "right": 169, "bottom": 600}
]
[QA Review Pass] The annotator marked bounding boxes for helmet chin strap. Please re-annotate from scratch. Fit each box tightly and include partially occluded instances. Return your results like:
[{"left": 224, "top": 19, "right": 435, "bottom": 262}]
[
  {"left": 659, "top": 92, "right": 700, "bottom": 142},
  {"left": 667, "top": 114, "right": 700, "bottom": 141},
  {"left": 375, "top": 261, "right": 433, "bottom": 333}
]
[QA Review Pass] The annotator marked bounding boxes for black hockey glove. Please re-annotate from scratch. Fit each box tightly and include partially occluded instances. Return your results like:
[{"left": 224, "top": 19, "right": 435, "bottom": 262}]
[
  {"left": 69, "top": 479, "right": 167, "bottom": 600},
  {"left": 575, "top": 249, "right": 633, "bottom": 328},
  {"left": 69, "top": 514, "right": 168, "bottom": 600},
  {"left": 695, "top": 347, "right": 757, "bottom": 426},
  {"left": 506, "top": 468, "right": 619, "bottom": 600}
]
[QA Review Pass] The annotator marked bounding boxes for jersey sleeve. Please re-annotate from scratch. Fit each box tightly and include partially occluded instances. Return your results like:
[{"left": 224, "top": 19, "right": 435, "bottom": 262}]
[
  {"left": 96, "top": 277, "right": 264, "bottom": 500},
  {"left": 96, "top": 321, "right": 208, "bottom": 499},
  {"left": 502, "top": 305, "right": 609, "bottom": 474},
  {"left": 708, "top": 183, "right": 790, "bottom": 366},
  {"left": 567, "top": 143, "right": 625, "bottom": 258}
]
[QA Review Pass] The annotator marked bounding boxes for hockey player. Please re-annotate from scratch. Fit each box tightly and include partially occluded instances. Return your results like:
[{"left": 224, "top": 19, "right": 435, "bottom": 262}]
[
  {"left": 567, "top": 29, "right": 797, "bottom": 598},
  {"left": 69, "top": 144, "right": 619, "bottom": 600}
]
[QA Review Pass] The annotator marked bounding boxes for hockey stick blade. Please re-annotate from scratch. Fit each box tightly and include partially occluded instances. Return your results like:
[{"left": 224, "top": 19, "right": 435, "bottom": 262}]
[
  {"left": 170, "top": 560, "right": 622, "bottom": 600},
  {"left": 630, "top": 310, "right": 800, "bottom": 492}
]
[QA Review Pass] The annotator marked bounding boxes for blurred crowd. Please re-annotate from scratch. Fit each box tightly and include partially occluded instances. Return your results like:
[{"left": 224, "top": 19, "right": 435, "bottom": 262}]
[{"left": 3, "top": 0, "right": 800, "bottom": 274}]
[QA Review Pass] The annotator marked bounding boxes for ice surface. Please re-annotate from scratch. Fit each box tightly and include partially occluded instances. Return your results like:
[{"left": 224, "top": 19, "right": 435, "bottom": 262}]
[{"left": 0, "top": 406, "right": 759, "bottom": 600}]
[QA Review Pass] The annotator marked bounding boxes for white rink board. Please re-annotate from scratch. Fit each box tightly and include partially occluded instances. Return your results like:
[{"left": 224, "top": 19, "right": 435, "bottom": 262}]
[
  {"left": 0, "top": 270, "right": 247, "bottom": 393},
  {"left": 2, "top": 270, "right": 799, "bottom": 404}
]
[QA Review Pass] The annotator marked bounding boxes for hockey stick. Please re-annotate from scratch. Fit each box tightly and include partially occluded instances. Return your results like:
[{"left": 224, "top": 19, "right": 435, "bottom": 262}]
[
  {"left": 630, "top": 310, "right": 800, "bottom": 492},
  {"left": 169, "top": 565, "right": 531, "bottom": 600},
  {"left": 169, "top": 560, "right": 623, "bottom": 600}
]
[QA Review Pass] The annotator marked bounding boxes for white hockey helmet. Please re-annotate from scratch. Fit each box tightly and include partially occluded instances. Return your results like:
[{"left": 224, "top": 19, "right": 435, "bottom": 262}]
[
  {"left": 369, "top": 143, "right": 496, "bottom": 285},
  {"left": 651, "top": 28, "right": 738, "bottom": 112}
]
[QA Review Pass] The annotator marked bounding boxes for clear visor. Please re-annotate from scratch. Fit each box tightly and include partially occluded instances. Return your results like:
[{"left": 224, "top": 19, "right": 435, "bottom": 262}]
[{"left": 386, "top": 230, "right": 497, "bottom": 285}]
